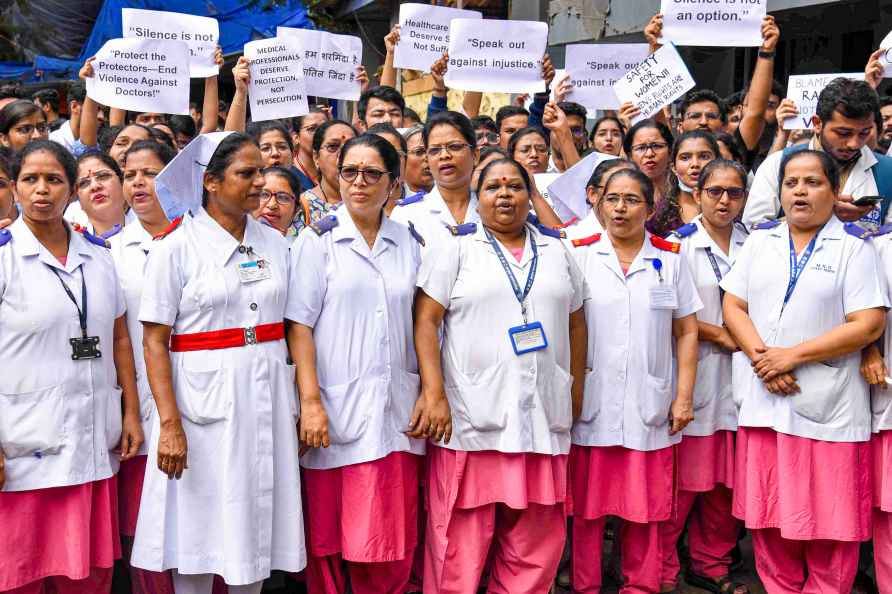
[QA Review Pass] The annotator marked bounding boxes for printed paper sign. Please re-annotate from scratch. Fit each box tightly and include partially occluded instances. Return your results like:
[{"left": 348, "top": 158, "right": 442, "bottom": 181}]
[
  {"left": 880, "top": 29, "right": 892, "bottom": 78},
  {"left": 534, "top": 173, "right": 561, "bottom": 207},
  {"left": 659, "top": 0, "right": 765, "bottom": 47},
  {"left": 445, "top": 19, "right": 548, "bottom": 94},
  {"left": 244, "top": 37, "right": 308, "bottom": 122},
  {"left": 547, "top": 151, "right": 615, "bottom": 221},
  {"left": 394, "top": 3, "right": 480, "bottom": 72},
  {"left": 613, "top": 44, "right": 695, "bottom": 124},
  {"left": 565, "top": 43, "right": 650, "bottom": 110},
  {"left": 277, "top": 27, "right": 362, "bottom": 101},
  {"left": 86, "top": 38, "right": 190, "bottom": 115},
  {"left": 783, "top": 73, "right": 863, "bottom": 130},
  {"left": 122, "top": 9, "right": 220, "bottom": 78}
]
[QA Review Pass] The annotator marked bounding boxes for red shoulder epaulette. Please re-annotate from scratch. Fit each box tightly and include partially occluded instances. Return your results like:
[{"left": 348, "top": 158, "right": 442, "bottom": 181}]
[
  {"left": 571, "top": 233, "right": 601, "bottom": 247},
  {"left": 650, "top": 235, "right": 681, "bottom": 253},
  {"left": 153, "top": 216, "right": 183, "bottom": 240},
  {"left": 554, "top": 216, "right": 579, "bottom": 229}
]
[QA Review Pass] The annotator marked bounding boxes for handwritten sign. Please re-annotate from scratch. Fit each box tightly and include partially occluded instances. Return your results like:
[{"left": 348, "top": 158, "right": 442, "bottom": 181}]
[
  {"left": 547, "top": 151, "right": 615, "bottom": 221},
  {"left": 395, "top": 3, "right": 480, "bottom": 72},
  {"left": 659, "top": 0, "right": 765, "bottom": 47},
  {"left": 881, "top": 29, "right": 892, "bottom": 78},
  {"left": 565, "top": 44, "right": 650, "bottom": 110},
  {"left": 86, "top": 38, "right": 190, "bottom": 115},
  {"left": 122, "top": 9, "right": 219, "bottom": 78},
  {"left": 445, "top": 19, "right": 548, "bottom": 94},
  {"left": 244, "top": 37, "right": 308, "bottom": 122},
  {"left": 613, "top": 44, "right": 695, "bottom": 124},
  {"left": 783, "top": 73, "right": 863, "bottom": 130},
  {"left": 277, "top": 27, "right": 362, "bottom": 101}
]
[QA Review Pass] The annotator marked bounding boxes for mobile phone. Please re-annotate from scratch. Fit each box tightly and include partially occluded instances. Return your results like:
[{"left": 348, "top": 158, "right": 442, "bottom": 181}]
[{"left": 852, "top": 196, "right": 883, "bottom": 207}]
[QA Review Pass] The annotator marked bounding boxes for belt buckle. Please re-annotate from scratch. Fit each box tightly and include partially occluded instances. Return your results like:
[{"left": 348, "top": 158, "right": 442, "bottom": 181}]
[{"left": 244, "top": 326, "right": 257, "bottom": 345}]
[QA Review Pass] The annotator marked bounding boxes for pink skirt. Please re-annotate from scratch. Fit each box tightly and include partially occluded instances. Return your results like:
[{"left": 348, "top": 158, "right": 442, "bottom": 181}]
[
  {"left": 569, "top": 444, "right": 674, "bottom": 523},
  {"left": 302, "top": 451, "right": 421, "bottom": 563},
  {"left": 426, "top": 446, "right": 567, "bottom": 511},
  {"left": 873, "top": 431, "right": 892, "bottom": 512},
  {"left": 0, "top": 477, "right": 121, "bottom": 591},
  {"left": 733, "top": 427, "right": 871, "bottom": 541},
  {"left": 118, "top": 455, "right": 148, "bottom": 537},
  {"left": 676, "top": 431, "right": 735, "bottom": 492}
]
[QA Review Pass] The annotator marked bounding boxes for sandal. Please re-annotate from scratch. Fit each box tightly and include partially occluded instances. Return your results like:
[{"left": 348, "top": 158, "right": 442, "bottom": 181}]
[{"left": 684, "top": 570, "right": 750, "bottom": 594}]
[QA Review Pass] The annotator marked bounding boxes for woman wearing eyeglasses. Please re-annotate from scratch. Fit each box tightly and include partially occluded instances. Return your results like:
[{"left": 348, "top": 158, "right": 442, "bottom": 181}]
[
  {"left": 403, "top": 125, "right": 434, "bottom": 197},
  {"left": 253, "top": 166, "right": 301, "bottom": 238},
  {"left": 569, "top": 168, "right": 701, "bottom": 594},
  {"left": 291, "top": 108, "right": 329, "bottom": 191},
  {"left": 0, "top": 100, "right": 49, "bottom": 153},
  {"left": 624, "top": 119, "right": 673, "bottom": 217},
  {"left": 66, "top": 152, "right": 133, "bottom": 240},
  {"left": 509, "top": 127, "right": 550, "bottom": 176},
  {"left": 659, "top": 160, "right": 751, "bottom": 594},
  {"left": 287, "top": 134, "right": 433, "bottom": 594}
]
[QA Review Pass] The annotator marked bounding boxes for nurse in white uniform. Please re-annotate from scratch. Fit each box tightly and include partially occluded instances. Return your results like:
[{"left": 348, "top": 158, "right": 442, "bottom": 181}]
[
  {"left": 67, "top": 151, "right": 134, "bottom": 240},
  {"left": 415, "top": 157, "right": 587, "bottom": 593},
  {"left": 568, "top": 167, "right": 702, "bottom": 594},
  {"left": 130, "top": 132, "right": 306, "bottom": 594},
  {"left": 722, "top": 149, "right": 886, "bottom": 594},
  {"left": 287, "top": 134, "right": 432, "bottom": 594},
  {"left": 0, "top": 139, "right": 143, "bottom": 593},
  {"left": 660, "top": 159, "right": 751, "bottom": 594},
  {"left": 562, "top": 158, "right": 634, "bottom": 243}
]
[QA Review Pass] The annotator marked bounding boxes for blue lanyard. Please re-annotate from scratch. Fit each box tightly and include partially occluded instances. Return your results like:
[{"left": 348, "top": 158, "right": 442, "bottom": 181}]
[
  {"left": 784, "top": 230, "right": 821, "bottom": 306},
  {"left": 704, "top": 246, "right": 725, "bottom": 300},
  {"left": 484, "top": 227, "right": 537, "bottom": 323}
]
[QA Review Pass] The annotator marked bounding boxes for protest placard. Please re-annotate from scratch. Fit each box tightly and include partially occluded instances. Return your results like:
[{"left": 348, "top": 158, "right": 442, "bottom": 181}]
[
  {"left": 659, "top": 0, "right": 765, "bottom": 47},
  {"left": 277, "top": 27, "right": 362, "bottom": 101},
  {"left": 244, "top": 36, "right": 308, "bottom": 122},
  {"left": 547, "top": 151, "right": 615, "bottom": 221},
  {"left": 394, "top": 3, "right": 480, "bottom": 72},
  {"left": 122, "top": 9, "right": 219, "bottom": 77},
  {"left": 445, "top": 19, "right": 548, "bottom": 94},
  {"left": 881, "top": 29, "right": 892, "bottom": 78},
  {"left": 565, "top": 44, "right": 650, "bottom": 110},
  {"left": 612, "top": 44, "right": 695, "bottom": 124},
  {"left": 86, "top": 38, "right": 190, "bottom": 115},
  {"left": 783, "top": 73, "right": 863, "bottom": 130}
]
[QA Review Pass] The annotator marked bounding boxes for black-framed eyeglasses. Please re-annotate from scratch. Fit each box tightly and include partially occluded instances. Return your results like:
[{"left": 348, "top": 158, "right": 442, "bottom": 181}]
[
  {"left": 702, "top": 186, "right": 746, "bottom": 201},
  {"left": 475, "top": 132, "right": 499, "bottom": 144},
  {"left": 631, "top": 142, "right": 668, "bottom": 155},
  {"left": 259, "top": 190, "right": 296, "bottom": 205},
  {"left": 339, "top": 166, "right": 388, "bottom": 184}
]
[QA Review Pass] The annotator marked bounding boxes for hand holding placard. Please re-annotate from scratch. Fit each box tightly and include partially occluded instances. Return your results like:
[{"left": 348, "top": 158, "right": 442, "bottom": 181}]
[
  {"left": 659, "top": 0, "right": 766, "bottom": 47},
  {"left": 612, "top": 44, "right": 695, "bottom": 125},
  {"left": 564, "top": 43, "right": 650, "bottom": 111},
  {"left": 122, "top": 9, "right": 220, "bottom": 78},
  {"left": 244, "top": 36, "right": 309, "bottom": 122},
  {"left": 276, "top": 27, "right": 363, "bottom": 101},
  {"left": 394, "top": 3, "right": 480, "bottom": 72},
  {"left": 782, "top": 73, "right": 863, "bottom": 130}
]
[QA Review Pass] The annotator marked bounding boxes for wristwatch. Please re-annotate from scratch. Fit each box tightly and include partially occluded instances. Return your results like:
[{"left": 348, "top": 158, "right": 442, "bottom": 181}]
[{"left": 758, "top": 49, "right": 776, "bottom": 59}]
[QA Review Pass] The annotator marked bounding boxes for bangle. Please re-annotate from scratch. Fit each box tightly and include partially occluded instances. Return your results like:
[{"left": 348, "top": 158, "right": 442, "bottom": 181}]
[{"left": 758, "top": 49, "right": 775, "bottom": 59}]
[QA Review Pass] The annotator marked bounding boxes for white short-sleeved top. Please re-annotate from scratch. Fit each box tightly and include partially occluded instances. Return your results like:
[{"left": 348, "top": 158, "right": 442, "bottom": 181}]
[
  {"left": 562, "top": 210, "right": 604, "bottom": 243},
  {"left": 870, "top": 230, "right": 892, "bottom": 432},
  {"left": 720, "top": 216, "right": 888, "bottom": 442},
  {"left": 390, "top": 185, "right": 481, "bottom": 255},
  {"left": 570, "top": 231, "right": 703, "bottom": 451},
  {"left": 0, "top": 218, "right": 126, "bottom": 491},
  {"left": 285, "top": 209, "right": 425, "bottom": 469},
  {"left": 670, "top": 216, "right": 748, "bottom": 437},
  {"left": 417, "top": 223, "right": 587, "bottom": 455}
]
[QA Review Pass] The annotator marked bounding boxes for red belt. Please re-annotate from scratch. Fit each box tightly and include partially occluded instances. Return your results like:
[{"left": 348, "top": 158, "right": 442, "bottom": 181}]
[{"left": 169, "top": 322, "right": 285, "bottom": 352}]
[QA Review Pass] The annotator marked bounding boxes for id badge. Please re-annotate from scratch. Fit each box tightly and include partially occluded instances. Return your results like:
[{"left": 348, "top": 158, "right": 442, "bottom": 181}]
[
  {"left": 649, "top": 286, "right": 678, "bottom": 309},
  {"left": 70, "top": 336, "right": 101, "bottom": 360},
  {"left": 237, "top": 259, "right": 272, "bottom": 283},
  {"left": 509, "top": 321, "right": 548, "bottom": 355}
]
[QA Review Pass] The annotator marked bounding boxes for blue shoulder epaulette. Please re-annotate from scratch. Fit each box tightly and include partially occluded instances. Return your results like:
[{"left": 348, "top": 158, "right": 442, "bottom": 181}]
[
  {"left": 310, "top": 215, "right": 339, "bottom": 236},
  {"left": 751, "top": 219, "right": 781, "bottom": 231},
  {"left": 448, "top": 222, "right": 477, "bottom": 236},
  {"left": 844, "top": 222, "right": 872, "bottom": 240},
  {"left": 0, "top": 229, "right": 10, "bottom": 247},
  {"left": 733, "top": 220, "right": 750, "bottom": 235},
  {"left": 873, "top": 223, "right": 892, "bottom": 237},
  {"left": 672, "top": 222, "right": 698, "bottom": 238},
  {"left": 397, "top": 191, "right": 425, "bottom": 207},
  {"left": 99, "top": 224, "right": 123, "bottom": 241},
  {"left": 536, "top": 223, "right": 565, "bottom": 239},
  {"left": 526, "top": 212, "right": 540, "bottom": 226},
  {"left": 408, "top": 222, "right": 425, "bottom": 246},
  {"left": 72, "top": 223, "right": 110, "bottom": 248}
]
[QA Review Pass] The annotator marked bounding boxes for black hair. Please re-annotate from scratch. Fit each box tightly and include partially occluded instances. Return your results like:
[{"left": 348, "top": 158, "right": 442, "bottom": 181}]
[
  {"left": 247, "top": 121, "right": 294, "bottom": 153},
  {"left": 312, "top": 119, "right": 356, "bottom": 153},
  {"left": 67, "top": 81, "right": 86, "bottom": 105},
  {"left": 724, "top": 90, "right": 745, "bottom": 110},
  {"left": 32, "top": 89, "right": 60, "bottom": 113},
  {"left": 713, "top": 131, "right": 745, "bottom": 164},
  {"left": 403, "top": 107, "right": 422, "bottom": 125},
  {"left": 149, "top": 126, "right": 177, "bottom": 150},
  {"left": 671, "top": 130, "right": 721, "bottom": 165},
  {"left": 262, "top": 165, "right": 303, "bottom": 198},
  {"left": 495, "top": 105, "right": 529, "bottom": 131},
  {"left": 0, "top": 83, "right": 22, "bottom": 101},
  {"left": 291, "top": 105, "right": 326, "bottom": 133},
  {"left": 589, "top": 115, "right": 626, "bottom": 143},
  {"left": 203, "top": 132, "right": 257, "bottom": 204},
  {"left": 102, "top": 123, "right": 154, "bottom": 153},
  {"left": 16, "top": 139, "right": 78, "bottom": 191},
  {"left": 778, "top": 148, "right": 840, "bottom": 195},
  {"left": 558, "top": 101, "right": 588, "bottom": 122},
  {"left": 471, "top": 115, "right": 498, "bottom": 134},
  {"left": 77, "top": 150, "right": 124, "bottom": 182},
  {"left": 507, "top": 126, "right": 549, "bottom": 159},
  {"left": 602, "top": 168, "right": 656, "bottom": 209},
  {"left": 586, "top": 158, "right": 636, "bottom": 189},
  {"left": 680, "top": 89, "right": 727, "bottom": 123},
  {"left": 367, "top": 122, "right": 408, "bottom": 154},
  {"left": 880, "top": 95, "right": 892, "bottom": 110},
  {"left": 816, "top": 78, "right": 879, "bottom": 125},
  {"left": 338, "top": 133, "right": 401, "bottom": 184},
  {"left": 127, "top": 111, "right": 168, "bottom": 125},
  {"left": 0, "top": 145, "right": 13, "bottom": 179},
  {"left": 623, "top": 118, "right": 674, "bottom": 155},
  {"left": 474, "top": 157, "right": 532, "bottom": 197},
  {"left": 168, "top": 114, "right": 197, "bottom": 141},
  {"left": 697, "top": 158, "right": 748, "bottom": 191},
  {"left": 771, "top": 79, "right": 785, "bottom": 99},
  {"left": 403, "top": 124, "right": 424, "bottom": 143},
  {"left": 478, "top": 145, "right": 510, "bottom": 163},
  {"left": 423, "top": 111, "right": 477, "bottom": 149},
  {"left": 0, "top": 100, "right": 45, "bottom": 135},
  {"left": 124, "top": 139, "right": 176, "bottom": 168},
  {"left": 357, "top": 85, "right": 405, "bottom": 121}
]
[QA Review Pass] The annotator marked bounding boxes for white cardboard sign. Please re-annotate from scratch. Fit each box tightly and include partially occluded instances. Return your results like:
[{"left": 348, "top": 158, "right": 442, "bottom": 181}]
[
  {"left": 659, "top": 0, "right": 766, "bottom": 47},
  {"left": 880, "top": 29, "right": 892, "bottom": 78},
  {"left": 612, "top": 44, "right": 695, "bottom": 124},
  {"left": 122, "top": 9, "right": 220, "bottom": 78},
  {"left": 394, "top": 3, "right": 481, "bottom": 72},
  {"left": 445, "top": 19, "right": 548, "bottom": 94},
  {"left": 547, "top": 151, "right": 615, "bottom": 221},
  {"left": 782, "top": 73, "right": 863, "bottom": 130},
  {"left": 86, "top": 38, "right": 190, "bottom": 115},
  {"left": 244, "top": 37, "right": 309, "bottom": 122},
  {"left": 276, "top": 27, "right": 363, "bottom": 101},
  {"left": 565, "top": 43, "right": 651, "bottom": 111}
]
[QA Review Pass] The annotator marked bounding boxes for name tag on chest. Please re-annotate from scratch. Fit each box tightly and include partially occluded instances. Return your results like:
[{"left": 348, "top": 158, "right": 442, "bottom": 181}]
[
  {"left": 649, "top": 286, "right": 677, "bottom": 309},
  {"left": 509, "top": 322, "right": 548, "bottom": 355},
  {"left": 238, "top": 260, "right": 271, "bottom": 283}
]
